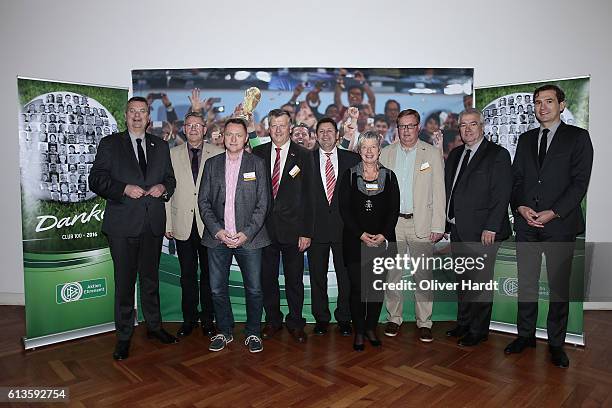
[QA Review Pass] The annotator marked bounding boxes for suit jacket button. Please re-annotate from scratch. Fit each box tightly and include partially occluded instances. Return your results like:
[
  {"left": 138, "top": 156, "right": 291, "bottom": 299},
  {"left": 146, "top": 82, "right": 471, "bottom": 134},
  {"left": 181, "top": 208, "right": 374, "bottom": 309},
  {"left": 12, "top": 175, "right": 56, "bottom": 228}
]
[{"left": 538, "top": 180, "right": 542, "bottom": 184}]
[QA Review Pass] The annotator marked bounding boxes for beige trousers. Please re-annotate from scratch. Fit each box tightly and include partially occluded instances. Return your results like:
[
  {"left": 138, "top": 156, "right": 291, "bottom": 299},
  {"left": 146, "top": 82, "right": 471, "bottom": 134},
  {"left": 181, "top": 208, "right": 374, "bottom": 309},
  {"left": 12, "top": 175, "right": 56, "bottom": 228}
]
[{"left": 384, "top": 217, "right": 433, "bottom": 328}]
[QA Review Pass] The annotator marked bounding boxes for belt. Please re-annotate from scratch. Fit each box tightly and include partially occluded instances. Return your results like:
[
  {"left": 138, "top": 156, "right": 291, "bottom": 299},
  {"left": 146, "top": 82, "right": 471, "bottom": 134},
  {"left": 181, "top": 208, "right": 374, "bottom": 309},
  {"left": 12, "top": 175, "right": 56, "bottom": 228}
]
[{"left": 398, "top": 213, "right": 414, "bottom": 219}]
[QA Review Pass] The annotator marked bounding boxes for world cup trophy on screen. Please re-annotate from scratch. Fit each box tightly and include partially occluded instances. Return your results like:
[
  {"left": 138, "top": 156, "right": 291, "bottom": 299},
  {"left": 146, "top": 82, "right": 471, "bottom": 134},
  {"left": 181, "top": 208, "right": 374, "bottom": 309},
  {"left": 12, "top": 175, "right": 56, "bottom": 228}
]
[{"left": 242, "top": 87, "right": 261, "bottom": 119}]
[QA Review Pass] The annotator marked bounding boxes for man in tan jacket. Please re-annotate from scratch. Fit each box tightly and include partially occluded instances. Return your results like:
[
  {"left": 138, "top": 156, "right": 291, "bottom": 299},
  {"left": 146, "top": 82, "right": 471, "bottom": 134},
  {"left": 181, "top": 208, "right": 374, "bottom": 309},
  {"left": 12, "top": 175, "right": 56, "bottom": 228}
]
[
  {"left": 379, "top": 109, "right": 446, "bottom": 342},
  {"left": 165, "top": 111, "right": 223, "bottom": 337}
]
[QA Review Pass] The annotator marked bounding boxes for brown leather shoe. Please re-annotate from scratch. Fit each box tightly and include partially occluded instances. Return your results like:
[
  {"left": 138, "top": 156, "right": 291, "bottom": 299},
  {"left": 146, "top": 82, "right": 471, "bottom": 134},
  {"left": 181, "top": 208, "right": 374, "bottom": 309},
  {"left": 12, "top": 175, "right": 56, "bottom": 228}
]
[
  {"left": 419, "top": 327, "right": 433, "bottom": 343},
  {"left": 288, "top": 328, "right": 308, "bottom": 343},
  {"left": 261, "top": 324, "right": 282, "bottom": 339},
  {"left": 384, "top": 322, "right": 400, "bottom": 337}
]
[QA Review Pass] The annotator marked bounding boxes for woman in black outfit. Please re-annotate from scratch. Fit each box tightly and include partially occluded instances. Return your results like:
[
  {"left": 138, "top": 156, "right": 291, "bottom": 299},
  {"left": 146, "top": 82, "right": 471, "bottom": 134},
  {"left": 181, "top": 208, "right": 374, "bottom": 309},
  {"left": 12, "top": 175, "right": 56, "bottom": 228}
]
[{"left": 339, "top": 130, "right": 400, "bottom": 351}]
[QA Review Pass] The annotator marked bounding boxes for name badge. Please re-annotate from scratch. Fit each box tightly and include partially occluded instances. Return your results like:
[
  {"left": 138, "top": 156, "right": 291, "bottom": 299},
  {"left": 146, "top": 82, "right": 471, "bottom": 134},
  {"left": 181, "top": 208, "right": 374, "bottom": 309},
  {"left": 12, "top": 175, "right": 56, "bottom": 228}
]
[
  {"left": 420, "top": 162, "right": 431, "bottom": 171},
  {"left": 365, "top": 183, "right": 379, "bottom": 191},
  {"left": 243, "top": 171, "right": 256, "bottom": 181},
  {"left": 289, "top": 165, "right": 300, "bottom": 178}
]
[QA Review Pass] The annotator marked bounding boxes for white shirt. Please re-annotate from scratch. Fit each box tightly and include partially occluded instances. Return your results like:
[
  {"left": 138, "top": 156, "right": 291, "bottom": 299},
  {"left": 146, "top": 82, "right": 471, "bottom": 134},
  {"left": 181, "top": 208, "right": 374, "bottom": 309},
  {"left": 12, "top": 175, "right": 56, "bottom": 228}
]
[
  {"left": 538, "top": 120, "right": 561, "bottom": 152},
  {"left": 270, "top": 139, "right": 291, "bottom": 184},
  {"left": 319, "top": 146, "right": 339, "bottom": 188},
  {"left": 128, "top": 132, "right": 147, "bottom": 162}
]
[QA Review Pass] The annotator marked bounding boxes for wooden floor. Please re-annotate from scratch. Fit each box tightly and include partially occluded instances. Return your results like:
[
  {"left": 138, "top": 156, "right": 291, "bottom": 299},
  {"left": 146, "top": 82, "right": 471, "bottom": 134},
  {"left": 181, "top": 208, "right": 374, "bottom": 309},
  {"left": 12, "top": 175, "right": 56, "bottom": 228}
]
[{"left": 1, "top": 307, "right": 611, "bottom": 407}]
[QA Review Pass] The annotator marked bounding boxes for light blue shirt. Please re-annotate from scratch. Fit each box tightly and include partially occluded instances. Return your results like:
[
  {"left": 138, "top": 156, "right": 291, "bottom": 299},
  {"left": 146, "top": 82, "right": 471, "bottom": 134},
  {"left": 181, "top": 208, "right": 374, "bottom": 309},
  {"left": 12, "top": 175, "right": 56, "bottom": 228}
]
[{"left": 395, "top": 144, "right": 417, "bottom": 213}]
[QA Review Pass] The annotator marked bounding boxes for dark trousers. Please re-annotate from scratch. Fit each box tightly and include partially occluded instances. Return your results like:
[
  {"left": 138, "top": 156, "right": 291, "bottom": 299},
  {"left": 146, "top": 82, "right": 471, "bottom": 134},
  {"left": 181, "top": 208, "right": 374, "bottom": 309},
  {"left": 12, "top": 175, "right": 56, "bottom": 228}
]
[
  {"left": 307, "top": 242, "right": 351, "bottom": 324},
  {"left": 346, "top": 261, "right": 383, "bottom": 335},
  {"left": 261, "top": 241, "right": 306, "bottom": 330},
  {"left": 174, "top": 219, "right": 214, "bottom": 325},
  {"left": 208, "top": 245, "right": 263, "bottom": 337},
  {"left": 516, "top": 228, "right": 576, "bottom": 347},
  {"left": 107, "top": 220, "right": 163, "bottom": 341},
  {"left": 450, "top": 225, "right": 500, "bottom": 337}
]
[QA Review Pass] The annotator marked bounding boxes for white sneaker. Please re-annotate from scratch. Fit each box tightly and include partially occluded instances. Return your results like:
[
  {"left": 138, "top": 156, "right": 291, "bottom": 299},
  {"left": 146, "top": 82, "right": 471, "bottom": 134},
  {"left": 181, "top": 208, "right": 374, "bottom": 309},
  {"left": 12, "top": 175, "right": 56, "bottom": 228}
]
[
  {"left": 209, "top": 334, "right": 233, "bottom": 352},
  {"left": 244, "top": 335, "right": 263, "bottom": 353}
]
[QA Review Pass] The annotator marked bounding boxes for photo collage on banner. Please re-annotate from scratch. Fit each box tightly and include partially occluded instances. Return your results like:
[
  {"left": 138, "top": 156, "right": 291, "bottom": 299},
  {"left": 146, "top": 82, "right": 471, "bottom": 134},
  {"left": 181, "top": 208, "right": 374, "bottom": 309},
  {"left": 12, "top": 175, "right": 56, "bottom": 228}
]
[
  {"left": 475, "top": 76, "right": 590, "bottom": 344},
  {"left": 132, "top": 67, "right": 474, "bottom": 323},
  {"left": 18, "top": 77, "right": 128, "bottom": 348}
]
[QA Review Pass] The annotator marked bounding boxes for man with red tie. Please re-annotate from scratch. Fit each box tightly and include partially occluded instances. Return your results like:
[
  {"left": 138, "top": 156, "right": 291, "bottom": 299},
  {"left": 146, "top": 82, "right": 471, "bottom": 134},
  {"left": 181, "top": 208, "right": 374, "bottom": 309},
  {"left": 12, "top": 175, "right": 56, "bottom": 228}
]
[
  {"left": 308, "top": 118, "right": 360, "bottom": 336},
  {"left": 252, "top": 109, "right": 316, "bottom": 343}
]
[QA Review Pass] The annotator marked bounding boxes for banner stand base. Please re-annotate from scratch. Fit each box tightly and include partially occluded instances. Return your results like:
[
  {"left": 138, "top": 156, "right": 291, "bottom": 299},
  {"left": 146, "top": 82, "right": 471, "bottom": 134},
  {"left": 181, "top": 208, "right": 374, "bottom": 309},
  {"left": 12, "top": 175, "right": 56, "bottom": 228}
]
[
  {"left": 23, "top": 322, "right": 116, "bottom": 350},
  {"left": 489, "top": 321, "right": 584, "bottom": 347}
]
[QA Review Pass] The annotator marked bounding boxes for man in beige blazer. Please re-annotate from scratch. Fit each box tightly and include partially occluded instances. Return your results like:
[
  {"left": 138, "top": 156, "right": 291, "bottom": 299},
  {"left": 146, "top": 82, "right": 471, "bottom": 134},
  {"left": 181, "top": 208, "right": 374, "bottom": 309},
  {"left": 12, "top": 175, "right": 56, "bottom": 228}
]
[
  {"left": 379, "top": 109, "right": 446, "bottom": 342},
  {"left": 165, "top": 111, "right": 223, "bottom": 338}
]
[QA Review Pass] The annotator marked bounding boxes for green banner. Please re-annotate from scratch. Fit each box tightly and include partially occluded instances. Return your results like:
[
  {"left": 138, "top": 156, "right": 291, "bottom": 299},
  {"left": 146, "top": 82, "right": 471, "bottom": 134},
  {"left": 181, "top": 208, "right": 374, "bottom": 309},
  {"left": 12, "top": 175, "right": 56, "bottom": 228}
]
[
  {"left": 475, "top": 77, "right": 590, "bottom": 341},
  {"left": 18, "top": 77, "right": 128, "bottom": 345}
]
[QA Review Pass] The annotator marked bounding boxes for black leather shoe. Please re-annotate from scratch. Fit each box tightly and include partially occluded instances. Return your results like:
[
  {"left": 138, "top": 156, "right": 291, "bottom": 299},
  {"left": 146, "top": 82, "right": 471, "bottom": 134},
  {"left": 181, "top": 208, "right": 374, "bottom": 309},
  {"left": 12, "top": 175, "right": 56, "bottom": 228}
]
[
  {"left": 147, "top": 328, "right": 179, "bottom": 344},
  {"left": 338, "top": 322, "right": 352, "bottom": 336},
  {"left": 313, "top": 322, "right": 328, "bottom": 335},
  {"left": 288, "top": 328, "right": 308, "bottom": 343},
  {"left": 384, "top": 322, "right": 400, "bottom": 337},
  {"left": 201, "top": 322, "right": 216, "bottom": 337},
  {"left": 177, "top": 322, "right": 198, "bottom": 338},
  {"left": 353, "top": 334, "right": 365, "bottom": 351},
  {"left": 113, "top": 340, "right": 130, "bottom": 360},
  {"left": 458, "top": 333, "right": 488, "bottom": 347},
  {"left": 365, "top": 330, "right": 382, "bottom": 347},
  {"left": 446, "top": 325, "right": 469, "bottom": 338},
  {"left": 549, "top": 346, "right": 569, "bottom": 368},
  {"left": 261, "top": 324, "right": 282, "bottom": 339},
  {"left": 504, "top": 336, "right": 536, "bottom": 354}
]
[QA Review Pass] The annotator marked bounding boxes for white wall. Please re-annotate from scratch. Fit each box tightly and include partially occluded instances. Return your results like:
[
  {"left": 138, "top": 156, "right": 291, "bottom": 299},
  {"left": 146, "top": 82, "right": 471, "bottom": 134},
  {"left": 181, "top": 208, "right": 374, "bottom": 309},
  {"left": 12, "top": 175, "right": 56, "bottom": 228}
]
[{"left": 1, "top": 0, "right": 611, "bottom": 306}]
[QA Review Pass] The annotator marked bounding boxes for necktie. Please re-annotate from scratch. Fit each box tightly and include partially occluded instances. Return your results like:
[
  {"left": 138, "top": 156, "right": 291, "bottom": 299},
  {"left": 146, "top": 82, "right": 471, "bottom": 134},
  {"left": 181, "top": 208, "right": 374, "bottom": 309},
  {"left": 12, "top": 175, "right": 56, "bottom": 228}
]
[
  {"left": 136, "top": 138, "right": 147, "bottom": 177},
  {"left": 448, "top": 148, "right": 471, "bottom": 220},
  {"left": 271, "top": 147, "right": 281, "bottom": 199},
  {"left": 191, "top": 148, "right": 199, "bottom": 183},
  {"left": 325, "top": 152, "right": 336, "bottom": 204},
  {"left": 538, "top": 128, "right": 549, "bottom": 168}
]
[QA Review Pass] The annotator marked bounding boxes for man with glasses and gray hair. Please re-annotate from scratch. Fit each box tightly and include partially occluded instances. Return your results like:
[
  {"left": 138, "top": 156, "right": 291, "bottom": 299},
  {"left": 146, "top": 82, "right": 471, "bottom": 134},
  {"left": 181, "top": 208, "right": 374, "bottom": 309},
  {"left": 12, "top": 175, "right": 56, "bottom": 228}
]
[
  {"left": 380, "top": 109, "right": 446, "bottom": 342},
  {"left": 165, "top": 111, "right": 224, "bottom": 339},
  {"left": 89, "top": 96, "right": 177, "bottom": 361}
]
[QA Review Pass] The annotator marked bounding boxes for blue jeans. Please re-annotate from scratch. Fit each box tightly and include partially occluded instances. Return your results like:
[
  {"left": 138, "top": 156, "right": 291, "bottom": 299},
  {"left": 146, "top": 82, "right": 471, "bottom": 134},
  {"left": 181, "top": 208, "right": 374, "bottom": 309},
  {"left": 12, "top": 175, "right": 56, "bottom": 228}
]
[{"left": 208, "top": 245, "right": 263, "bottom": 337}]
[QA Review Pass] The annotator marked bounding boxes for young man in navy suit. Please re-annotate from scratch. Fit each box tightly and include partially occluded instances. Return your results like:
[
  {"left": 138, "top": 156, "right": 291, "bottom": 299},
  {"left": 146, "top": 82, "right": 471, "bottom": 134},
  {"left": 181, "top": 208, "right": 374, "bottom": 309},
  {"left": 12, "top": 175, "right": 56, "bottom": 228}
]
[{"left": 505, "top": 85, "right": 593, "bottom": 368}]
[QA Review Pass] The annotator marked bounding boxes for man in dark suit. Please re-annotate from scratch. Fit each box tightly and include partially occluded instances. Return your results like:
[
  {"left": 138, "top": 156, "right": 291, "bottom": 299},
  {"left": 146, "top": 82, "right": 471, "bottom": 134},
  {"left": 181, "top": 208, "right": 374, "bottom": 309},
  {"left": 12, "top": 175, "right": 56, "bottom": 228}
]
[
  {"left": 199, "top": 118, "right": 270, "bottom": 353},
  {"left": 505, "top": 85, "right": 593, "bottom": 368},
  {"left": 308, "top": 117, "right": 360, "bottom": 336},
  {"left": 444, "top": 107, "right": 512, "bottom": 346},
  {"left": 89, "top": 96, "right": 177, "bottom": 360},
  {"left": 252, "top": 109, "right": 316, "bottom": 343}
]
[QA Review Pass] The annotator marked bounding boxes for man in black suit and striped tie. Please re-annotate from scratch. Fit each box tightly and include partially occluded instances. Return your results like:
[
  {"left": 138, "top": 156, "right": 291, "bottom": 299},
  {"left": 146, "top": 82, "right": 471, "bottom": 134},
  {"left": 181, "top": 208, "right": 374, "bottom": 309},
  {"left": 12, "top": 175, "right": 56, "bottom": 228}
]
[{"left": 308, "top": 118, "right": 360, "bottom": 336}]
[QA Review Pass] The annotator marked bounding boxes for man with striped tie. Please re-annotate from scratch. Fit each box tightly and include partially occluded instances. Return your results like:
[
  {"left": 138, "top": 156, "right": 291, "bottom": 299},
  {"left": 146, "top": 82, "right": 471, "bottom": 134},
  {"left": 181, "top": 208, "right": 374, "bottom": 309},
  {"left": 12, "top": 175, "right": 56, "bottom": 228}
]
[
  {"left": 252, "top": 109, "right": 316, "bottom": 344},
  {"left": 308, "top": 118, "right": 360, "bottom": 337}
]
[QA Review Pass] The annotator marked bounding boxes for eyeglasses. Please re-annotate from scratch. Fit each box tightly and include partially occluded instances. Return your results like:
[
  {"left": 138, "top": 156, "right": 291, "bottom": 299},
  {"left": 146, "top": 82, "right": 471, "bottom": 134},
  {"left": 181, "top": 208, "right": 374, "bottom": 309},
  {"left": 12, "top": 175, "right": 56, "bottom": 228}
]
[
  {"left": 127, "top": 108, "right": 148, "bottom": 115},
  {"left": 270, "top": 124, "right": 289, "bottom": 130},
  {"left": 459, "top": 121, "right": 480, "bottom": 129},
  {"left": 185, "top": 123, "right": 205, "bottom": 130},
  {"left": 397, "top": 124, "right": 418, "bottom": 131}
]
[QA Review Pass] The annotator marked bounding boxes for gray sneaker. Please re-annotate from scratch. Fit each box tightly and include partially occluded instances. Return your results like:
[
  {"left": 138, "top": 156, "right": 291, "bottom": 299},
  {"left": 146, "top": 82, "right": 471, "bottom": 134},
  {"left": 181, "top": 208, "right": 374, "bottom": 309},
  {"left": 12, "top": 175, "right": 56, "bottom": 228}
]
[
  {"left": 244, "top": 335, "right": 263, "bottom": 353},
  {"left": 209, "top": 334, "right": 233, "bottom": 352}
]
